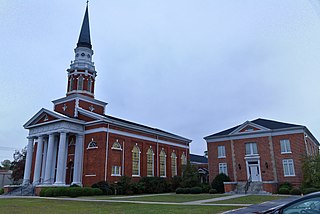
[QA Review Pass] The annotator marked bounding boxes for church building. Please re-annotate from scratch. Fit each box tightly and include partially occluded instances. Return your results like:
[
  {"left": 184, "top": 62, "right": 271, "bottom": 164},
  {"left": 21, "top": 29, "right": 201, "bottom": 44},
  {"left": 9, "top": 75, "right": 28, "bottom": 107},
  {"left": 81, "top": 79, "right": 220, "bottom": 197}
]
[{"left": 22, "top": 5, "right": 191, "bottom": 187}]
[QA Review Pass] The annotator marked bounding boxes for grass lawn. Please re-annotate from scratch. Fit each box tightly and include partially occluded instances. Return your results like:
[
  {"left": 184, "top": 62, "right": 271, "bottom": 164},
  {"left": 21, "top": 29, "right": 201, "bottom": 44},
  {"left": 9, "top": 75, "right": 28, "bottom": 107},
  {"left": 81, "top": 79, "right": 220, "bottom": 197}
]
[
  {"left": 207, "top": 195, "right": 289, "bottom": 204},
  {"left": 91, "top": 194, "right": 229, "bottom": 203},
  {"left": 0, "top": 198, "right": 240, "bottom": 214}
]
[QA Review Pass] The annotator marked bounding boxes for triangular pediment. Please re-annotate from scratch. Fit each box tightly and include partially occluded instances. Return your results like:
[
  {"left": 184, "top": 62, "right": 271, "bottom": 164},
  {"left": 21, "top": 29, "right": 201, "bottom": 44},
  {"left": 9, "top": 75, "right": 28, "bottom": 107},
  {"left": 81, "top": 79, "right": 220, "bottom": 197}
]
[
  {"left": 24, "top": 108, "right": 65, "bottom": 128},
  {"left": 229, "top": 121, "right": 270, "bottom": 135}
]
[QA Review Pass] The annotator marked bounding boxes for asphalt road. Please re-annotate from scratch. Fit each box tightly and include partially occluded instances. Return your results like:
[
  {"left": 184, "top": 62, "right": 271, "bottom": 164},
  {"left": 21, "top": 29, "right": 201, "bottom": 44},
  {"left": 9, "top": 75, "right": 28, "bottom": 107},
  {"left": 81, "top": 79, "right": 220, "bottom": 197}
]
[{"left": 224, "top": 195, "right": 301, "bottom": 214}]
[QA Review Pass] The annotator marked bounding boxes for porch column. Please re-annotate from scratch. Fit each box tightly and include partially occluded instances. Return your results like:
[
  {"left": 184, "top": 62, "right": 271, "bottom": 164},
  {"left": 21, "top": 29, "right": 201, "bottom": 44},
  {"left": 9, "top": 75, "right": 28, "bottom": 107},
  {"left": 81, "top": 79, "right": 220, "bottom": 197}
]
[
  {"left": 22, "top": 137, "right": 34, "bottom": 185},
  {"left": 44, "top": 133, "right": 55, "bottom": 184},
  {"left": 40, "top": 138, "right": 48, "bottom": 183},
  {"left": 72, "top": 134, "right": 84, "bottom": 185},
  {"left": 50, "top": 136, "right": 59, "bottom": 183},
  {"left": 33, "top": 136, "right": 44, "bottom": 185},
  {"left": 54, "top": 132, "right": 67, "bottom": 185}
]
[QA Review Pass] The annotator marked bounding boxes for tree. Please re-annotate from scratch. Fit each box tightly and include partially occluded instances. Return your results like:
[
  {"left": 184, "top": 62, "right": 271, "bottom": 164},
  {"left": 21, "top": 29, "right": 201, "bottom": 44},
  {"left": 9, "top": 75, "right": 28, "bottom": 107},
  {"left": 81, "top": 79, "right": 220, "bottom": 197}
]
[
  {"left": 11, "top": 148, "right": 26, "bottom": 183},
  {"left": 180, "top": 162, "right": 200, "bottom": 188},
  {"left": 0, "top": 159, "right": 12, "bottom": 170},
  {"left": 302, "top": 154, "right": 320, "bottom": 189}
]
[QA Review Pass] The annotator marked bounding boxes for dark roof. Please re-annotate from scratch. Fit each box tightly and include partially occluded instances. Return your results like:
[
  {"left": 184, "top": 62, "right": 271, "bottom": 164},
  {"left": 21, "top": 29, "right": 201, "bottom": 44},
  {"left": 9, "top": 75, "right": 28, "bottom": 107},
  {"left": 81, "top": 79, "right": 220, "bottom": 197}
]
[
  {"left": 104, "top": 114, "right": 192, "bottom": 143},
  {"left": 190, "top": 154, "right": 208, "bottom": 164},
  {"left": 205, "top": 118, "right": 303, "bottom": 138},
  {"left": 77, "top": 5, "right": 92, "bottom": 49}
]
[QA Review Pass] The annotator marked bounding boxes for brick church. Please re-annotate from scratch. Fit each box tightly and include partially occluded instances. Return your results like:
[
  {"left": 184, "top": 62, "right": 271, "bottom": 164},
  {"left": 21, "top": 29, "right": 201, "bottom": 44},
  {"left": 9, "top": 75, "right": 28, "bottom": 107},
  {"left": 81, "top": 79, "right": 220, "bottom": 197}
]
[
  {"left": 22, "top": 5, "right": 191, "bottom": 187},
  {"left": 205, "top": 118, "right": 319, "bottom": 193}
]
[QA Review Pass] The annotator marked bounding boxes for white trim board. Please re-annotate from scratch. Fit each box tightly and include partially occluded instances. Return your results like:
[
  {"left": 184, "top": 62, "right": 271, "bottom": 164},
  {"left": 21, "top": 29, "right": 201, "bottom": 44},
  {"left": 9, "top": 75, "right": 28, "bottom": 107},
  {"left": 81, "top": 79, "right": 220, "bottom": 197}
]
[{"left": 84, "top": 127, "right": 189, "bottom": 149}]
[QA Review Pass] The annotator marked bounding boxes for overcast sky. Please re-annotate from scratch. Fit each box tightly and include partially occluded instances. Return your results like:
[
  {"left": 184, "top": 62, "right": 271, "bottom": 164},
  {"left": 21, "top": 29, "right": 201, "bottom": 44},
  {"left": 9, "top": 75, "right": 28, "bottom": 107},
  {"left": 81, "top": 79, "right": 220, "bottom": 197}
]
[{"left": 1, "top": 0, "right": 320, "bottom": 161}]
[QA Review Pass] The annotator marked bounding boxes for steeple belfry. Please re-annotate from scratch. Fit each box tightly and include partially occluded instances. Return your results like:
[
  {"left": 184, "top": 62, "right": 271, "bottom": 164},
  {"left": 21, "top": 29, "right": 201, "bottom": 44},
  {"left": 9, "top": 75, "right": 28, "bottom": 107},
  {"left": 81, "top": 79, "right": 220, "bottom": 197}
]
[{"left": 66, "top": 4, "right": 96, "bottom": 98}]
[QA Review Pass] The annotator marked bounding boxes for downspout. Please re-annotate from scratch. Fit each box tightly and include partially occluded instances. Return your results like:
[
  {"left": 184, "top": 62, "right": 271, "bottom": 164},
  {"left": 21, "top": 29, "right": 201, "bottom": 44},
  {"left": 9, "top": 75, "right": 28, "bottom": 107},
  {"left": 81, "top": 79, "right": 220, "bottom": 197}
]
[
  {"left": 104, "top": 123, "right": 110, "bottom": 181},
  {"left": 157, "top": 135, "right": 159, "bottom": 177},
  {"left": 304, "top": 132, "right": 309, "bottom": 156},
  {"left": 122, "top": 140, "right": 125, "bottom": 176}
]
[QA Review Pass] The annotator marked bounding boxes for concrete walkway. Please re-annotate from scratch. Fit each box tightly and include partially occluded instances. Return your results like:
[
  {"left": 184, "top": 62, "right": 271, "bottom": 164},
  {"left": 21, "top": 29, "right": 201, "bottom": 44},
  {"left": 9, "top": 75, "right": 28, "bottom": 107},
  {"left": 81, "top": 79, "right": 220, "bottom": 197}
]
[
  {"left": 111, "top": 193, "right": 173, "bottom": 199},
  {"left": 183, "top": 194, "right": 247, "bottom": 204}
]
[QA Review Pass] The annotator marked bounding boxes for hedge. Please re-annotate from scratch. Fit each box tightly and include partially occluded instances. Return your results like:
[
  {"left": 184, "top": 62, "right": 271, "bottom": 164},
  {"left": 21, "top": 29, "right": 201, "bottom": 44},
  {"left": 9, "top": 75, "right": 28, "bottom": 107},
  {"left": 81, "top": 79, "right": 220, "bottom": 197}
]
[
  {"left": 40, "top": 187, "right": 102, "bottom": 197},
  {"left": 278, "top": 187, "right": 290, "bottom": 194},
  {"left": 0, "top": 188, "right": 4, "bottom": 195}
]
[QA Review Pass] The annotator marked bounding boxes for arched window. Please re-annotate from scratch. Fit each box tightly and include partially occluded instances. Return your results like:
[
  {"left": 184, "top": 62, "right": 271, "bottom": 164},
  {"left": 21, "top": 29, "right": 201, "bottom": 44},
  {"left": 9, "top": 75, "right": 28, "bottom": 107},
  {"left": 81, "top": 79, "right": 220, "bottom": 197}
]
[
  {"left": 181, "top": 153, "right": 187, "bottom": 165},
  {"left": 132, "top": 145, "right": 140, "bottom": 176},
  {"left": 160, "top": 149, "right": 166, "bottom": 177},
  {"left": 147, "top": 147, "right": 154, "bottom": 177},
  {"left": 111, "top": 139, "right": 122, "bottom": 150},
  {"left": 87, "top": 78, "right": 92, "bottom": 92},
  {"left": 69, "top": 77, "right": 74, "bottom": 91},
  {"left": 78, "top": 76, "right": 84, "bottom": 90},
  {"left": 87, "top": 138, "right": 97, "bottom": 149},
  {"left": 171, "top": 152, "right": 177, "bottom": 177}
]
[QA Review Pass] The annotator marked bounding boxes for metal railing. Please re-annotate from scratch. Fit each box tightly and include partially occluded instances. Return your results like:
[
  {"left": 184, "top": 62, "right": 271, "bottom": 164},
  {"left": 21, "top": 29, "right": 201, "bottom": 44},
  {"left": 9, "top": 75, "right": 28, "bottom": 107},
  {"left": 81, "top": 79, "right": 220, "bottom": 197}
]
[{"left": 244, "top": 175, "right": 252, "bottom": 194}]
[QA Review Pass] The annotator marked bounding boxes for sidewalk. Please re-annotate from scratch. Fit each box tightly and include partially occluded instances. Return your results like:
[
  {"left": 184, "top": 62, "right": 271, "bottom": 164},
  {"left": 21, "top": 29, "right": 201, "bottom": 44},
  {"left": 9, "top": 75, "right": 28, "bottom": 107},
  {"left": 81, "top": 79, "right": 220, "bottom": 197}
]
[{"left": 182, "top": 194, "right": 247, "bottom": 204}]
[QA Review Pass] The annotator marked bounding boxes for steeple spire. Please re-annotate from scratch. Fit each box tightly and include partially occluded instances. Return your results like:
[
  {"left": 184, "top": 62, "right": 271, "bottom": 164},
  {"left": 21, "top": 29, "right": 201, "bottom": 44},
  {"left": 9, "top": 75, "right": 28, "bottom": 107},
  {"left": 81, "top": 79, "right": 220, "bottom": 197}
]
[{"left": 77, "top": 4, "right": 92, "bottom": 49}]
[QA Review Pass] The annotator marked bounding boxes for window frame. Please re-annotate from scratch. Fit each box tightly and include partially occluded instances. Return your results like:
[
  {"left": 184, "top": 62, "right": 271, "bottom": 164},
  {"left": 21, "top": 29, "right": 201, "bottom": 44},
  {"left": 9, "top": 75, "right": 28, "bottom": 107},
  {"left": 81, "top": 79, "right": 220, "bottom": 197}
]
[
  {"left": 87, "top": 139, "right": 98, "bottom": 150},
  {"left": 282, "top": 159, "right": 295, "bottom": 177},
  {"left": 280, "top": 139, "right": 292, "bottom": 154},
  {"left": 111, "top": 140, "right": 122, "bottom": 151},
  {"left": 111, "top": 166, "right": 121, "bottom": 176},
  {"left": 159, "top": 149, "right": 167, "bottom": 177},
  {"left": 219, "top": 163, "right": 228, "bottom": 175},
  {"left": 181, "top": 153, "right": 187, "bottom": 165},
  {"left": 171, "top": 152, "right": 177, "bottom": 177},
  {"left": 245, "top": 142, "right": 258, "bottom": 155},
  {"left": 132, "top": 145, "right": 141, "bottom": 177},
  {"left": 77, "top": 75, "right": 84, "bottom": 90},
  {"left": 218, "top": 145, "right": 226, "bottom": 158},
  {"left": 146, "top": 147, "right": 154, "bottom": 177}
]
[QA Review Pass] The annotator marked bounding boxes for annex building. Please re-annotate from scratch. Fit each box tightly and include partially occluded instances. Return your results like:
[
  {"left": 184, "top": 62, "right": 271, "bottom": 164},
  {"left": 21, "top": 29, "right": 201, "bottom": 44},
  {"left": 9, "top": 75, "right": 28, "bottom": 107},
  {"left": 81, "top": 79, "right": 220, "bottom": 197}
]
[
  {"left": 22, "top": 5, "right": 191, "bottom": 188},
  {"left": 204, "top": 118, "right": 319, "bottom": 193}
]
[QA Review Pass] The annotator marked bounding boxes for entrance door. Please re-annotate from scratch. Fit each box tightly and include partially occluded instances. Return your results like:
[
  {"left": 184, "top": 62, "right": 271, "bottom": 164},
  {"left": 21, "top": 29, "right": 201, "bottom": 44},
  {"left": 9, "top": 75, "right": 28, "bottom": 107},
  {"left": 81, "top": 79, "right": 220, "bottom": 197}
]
[{"left": 247, "top": 161, "right": 261, "bottom": 181}]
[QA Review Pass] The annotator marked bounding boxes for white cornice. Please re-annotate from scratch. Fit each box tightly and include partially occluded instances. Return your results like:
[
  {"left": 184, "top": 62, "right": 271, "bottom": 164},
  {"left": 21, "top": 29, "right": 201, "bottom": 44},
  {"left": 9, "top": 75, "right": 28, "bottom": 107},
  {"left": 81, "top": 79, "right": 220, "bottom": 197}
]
[
  {"left": 84, "top": 127, "right": 189, "bottom": 149},
  {"left": 206, "top": 127, "right": 306, "bottom": 143},
  {"left": 229, "top": 121, "right": 270, "bottom": 135},
  {"left": 52, "top": 94, "right": 107, "bottom": 107}
]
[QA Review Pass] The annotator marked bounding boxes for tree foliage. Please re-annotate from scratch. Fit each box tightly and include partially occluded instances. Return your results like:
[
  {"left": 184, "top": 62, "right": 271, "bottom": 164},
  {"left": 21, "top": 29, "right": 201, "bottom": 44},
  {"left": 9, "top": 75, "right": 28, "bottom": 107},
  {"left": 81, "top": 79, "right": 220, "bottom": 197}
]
[
  {"left": 302, "top": 154, "right": 320, "bottom": 189},
  {"left": 0, "top": 160, "right": 11, "bottom": 170},
  {"left": 180, "top": 162, "right": 200, "bottom": 188},
  {"left": 11, "top": 148, "right": 26, "bottom": 182}
]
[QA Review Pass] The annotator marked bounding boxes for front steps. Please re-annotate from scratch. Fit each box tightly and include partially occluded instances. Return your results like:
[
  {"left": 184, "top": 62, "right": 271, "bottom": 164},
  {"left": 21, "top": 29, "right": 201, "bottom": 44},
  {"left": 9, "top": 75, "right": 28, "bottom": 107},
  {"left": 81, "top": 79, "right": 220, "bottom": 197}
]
[
  {"left": 4, "top": 184, "right": 35, "bottom": 196},
  {"left": 232, "top": 182, "right": 270, "bottom": 194}
]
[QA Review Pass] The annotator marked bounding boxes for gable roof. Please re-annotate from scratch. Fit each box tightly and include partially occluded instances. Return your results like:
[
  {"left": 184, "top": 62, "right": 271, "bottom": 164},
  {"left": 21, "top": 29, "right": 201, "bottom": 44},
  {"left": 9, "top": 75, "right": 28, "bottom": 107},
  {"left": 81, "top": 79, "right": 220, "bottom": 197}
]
[
  {"left": 190, "top": 154, "right": 208, "bottom": 164},
  {"left": 204, "top": 118, "right": 304, "bottom": 139}
]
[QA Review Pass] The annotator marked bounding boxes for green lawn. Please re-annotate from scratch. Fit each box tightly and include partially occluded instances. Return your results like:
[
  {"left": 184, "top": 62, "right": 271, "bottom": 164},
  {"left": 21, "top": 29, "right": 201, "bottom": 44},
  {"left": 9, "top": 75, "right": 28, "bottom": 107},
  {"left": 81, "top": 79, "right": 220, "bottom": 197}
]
[
  {"left": 208, "top": 195, "right": 289, "bottom": 204},
  {"left": 86, "top": 194, "right": 229, "bottom": 203},
  {"left": 0, "top": 198, "right": 239, "bottom": 214}
]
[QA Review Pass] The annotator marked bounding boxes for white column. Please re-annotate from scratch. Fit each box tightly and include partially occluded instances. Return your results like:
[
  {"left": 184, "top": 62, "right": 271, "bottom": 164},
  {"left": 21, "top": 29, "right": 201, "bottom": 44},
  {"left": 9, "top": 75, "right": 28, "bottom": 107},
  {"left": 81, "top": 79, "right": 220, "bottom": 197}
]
[
  {"left": 23, "top": 137, "right": 34, "bottom": 185},
  {"left": 50, "top": 136, "right": 58, "bottom": 183},
  {"left": 72, "top": 134, "right": 84, "bottom": 185},
  {"left": 40, "top": 138, "right": 48, "bottom": 183},
  {"left": 54, "top": 132, "right": 67, "bottom": 185},
  {"left": 62, "top": 137, "right": 69, "bottom": 184},
  {"left": 44, "top": 133, "right": 55, "bottom": 184},
  {"left": 33, "top": 136, "right": 44, "bottom": 185}
]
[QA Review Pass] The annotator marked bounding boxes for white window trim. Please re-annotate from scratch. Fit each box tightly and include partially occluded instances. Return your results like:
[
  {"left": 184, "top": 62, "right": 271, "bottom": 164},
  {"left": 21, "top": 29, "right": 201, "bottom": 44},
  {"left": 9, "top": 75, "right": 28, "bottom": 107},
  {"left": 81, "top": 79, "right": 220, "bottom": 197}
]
[
  {"left": 282, "top": 159, "right": 295, "bottom": 177},
  {"left": 218, "top": 146, "right": 226, "bottom": 158},
  {"left": 280, "top": 139, "right": 292, "bottom": 154},
  {"left": 171, "top": 152, "right": 177, "bottom": 177},
  {"left": 146, "top": 148, "right": 154, "bottom": 177},
  {"left": 245, "top": 142, "right": 258, "bottom": 156},
  {"left": 111, "top": 166, "right": 121, "bottom": 176},
  {"left": 219, "top": 163, "right": 228, "bottom": 175},
  {"left": 111, "top": 140, "right": 122, "bottom": 151},
  {"left": 160, "top": 150, "right": 167, "bottom": 178},
  {"left": 132, "top": 145, "right": 141, "bottom": 177}
]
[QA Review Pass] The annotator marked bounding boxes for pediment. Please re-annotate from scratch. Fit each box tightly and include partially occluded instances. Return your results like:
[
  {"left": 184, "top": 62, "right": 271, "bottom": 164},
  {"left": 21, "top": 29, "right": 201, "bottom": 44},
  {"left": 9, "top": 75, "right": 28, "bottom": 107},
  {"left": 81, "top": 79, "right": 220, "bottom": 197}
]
[
  {"left": 229, "top": 121, "right": 270, "bottom": 135},
  {"left": 24, "top": 108, "right": 65, "bottom": 128}
]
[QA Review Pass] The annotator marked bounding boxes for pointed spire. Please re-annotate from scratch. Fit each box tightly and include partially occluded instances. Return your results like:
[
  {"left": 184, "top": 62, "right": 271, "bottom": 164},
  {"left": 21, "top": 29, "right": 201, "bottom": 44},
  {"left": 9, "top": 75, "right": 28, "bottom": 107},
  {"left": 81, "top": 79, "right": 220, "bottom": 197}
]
[{"left": 77, "top": 4, "right": 92, "bottom": 49}]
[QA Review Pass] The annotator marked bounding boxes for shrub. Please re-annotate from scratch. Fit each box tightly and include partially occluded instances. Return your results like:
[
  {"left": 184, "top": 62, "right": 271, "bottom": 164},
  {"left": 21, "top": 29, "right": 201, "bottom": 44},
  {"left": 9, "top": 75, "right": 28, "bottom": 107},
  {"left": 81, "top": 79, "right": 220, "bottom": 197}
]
[
  {"left": 68, "top": 187, "right": 83, "bottom": 197},
  {"left": 139, "top": 177, "right": 170, "bottom": 194},
  {"left": 290, "top": 188, "right": 301, "bottom": 195},
  {"left": 171, "top": 176, "right": 182, "bottom": 191},
  {"left": 184, "top": 188, "right": 191, "bottom": 194},
  {"left": 131, "top": 182, "right": 145, "bottom": 194},
  {"left": 211, "top": 173, "right": 231, "bottom": 193},
  {"left": 176, "top": 187, "right": 184, "bottom": 194},
  {"left": 117, "top": 176, "right": 132, "bottom": 195},
  {"left": 92, "top": 181, "right": 111, "bottom": 195},
  {"left": 0, "top": 188, "right": 4, "bottom": 195},
  {"left": 278, "top": 187, "right": 290, "bottom": 194},
  {"left": 303, "top": 187, "right": 319, "bottom": 195},
  {"left": 181, "top": 163, "right": 200, "bottom": 188},
  {"left": 279, "top": 182, "right": 293, "bottom": 190},
  {"left": 209, "top": 189, "right": 218, "bottom": 194},
  {"left": 201, "top": 183, "right": 210, "bottom": 193},
  {"left": 39, "top": 187, "right": 102, "bottom": 197},
  {"left": 190, "top": 187, "right": 202, "bottom": 194}
]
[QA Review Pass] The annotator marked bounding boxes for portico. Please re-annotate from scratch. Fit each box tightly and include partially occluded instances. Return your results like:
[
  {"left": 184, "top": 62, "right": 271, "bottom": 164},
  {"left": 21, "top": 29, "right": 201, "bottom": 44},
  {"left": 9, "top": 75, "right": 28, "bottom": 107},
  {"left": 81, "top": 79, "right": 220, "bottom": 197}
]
[{"left": 23, "top": 109, "right": 85, "bottom": 187}]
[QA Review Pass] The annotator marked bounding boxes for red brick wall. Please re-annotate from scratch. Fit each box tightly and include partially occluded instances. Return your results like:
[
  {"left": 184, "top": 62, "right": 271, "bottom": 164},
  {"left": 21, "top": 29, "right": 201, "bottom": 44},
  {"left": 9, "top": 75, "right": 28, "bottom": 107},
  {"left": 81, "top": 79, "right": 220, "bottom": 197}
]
[
  {"left": 54, "top": 100, "right": 76, "bottom": 117},
  {"left": 79, "top": 100, "right": 104, "bottom": 115},
  {"left": 207, "top": 132, "right": 308, "bottom": 186}
]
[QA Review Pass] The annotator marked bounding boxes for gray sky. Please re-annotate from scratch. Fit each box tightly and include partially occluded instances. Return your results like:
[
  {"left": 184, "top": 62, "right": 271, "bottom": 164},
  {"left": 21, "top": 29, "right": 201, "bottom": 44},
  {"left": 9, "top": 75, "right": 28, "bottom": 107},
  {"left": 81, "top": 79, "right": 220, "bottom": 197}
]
[{"left": 1, "top": 0, "right": 320, "bottom": 161}]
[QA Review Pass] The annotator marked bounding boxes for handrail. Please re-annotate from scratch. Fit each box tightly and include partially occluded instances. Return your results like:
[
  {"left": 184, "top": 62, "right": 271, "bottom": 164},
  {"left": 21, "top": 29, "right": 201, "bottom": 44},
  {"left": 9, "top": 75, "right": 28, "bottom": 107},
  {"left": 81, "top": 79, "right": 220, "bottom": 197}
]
[{"left": 244, "top": 175, "right": 252, "bottom": 194}]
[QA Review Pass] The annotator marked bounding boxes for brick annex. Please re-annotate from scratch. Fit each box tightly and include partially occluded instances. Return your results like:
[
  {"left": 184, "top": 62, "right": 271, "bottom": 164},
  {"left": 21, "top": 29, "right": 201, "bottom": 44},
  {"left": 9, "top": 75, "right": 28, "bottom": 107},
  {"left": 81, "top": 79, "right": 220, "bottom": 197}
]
[
  {"left": 22, "top": 5, "right": 191, "bottom": 188},
  {"left": 205, "top": 118, "right": 319, "bottom": 193}
]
